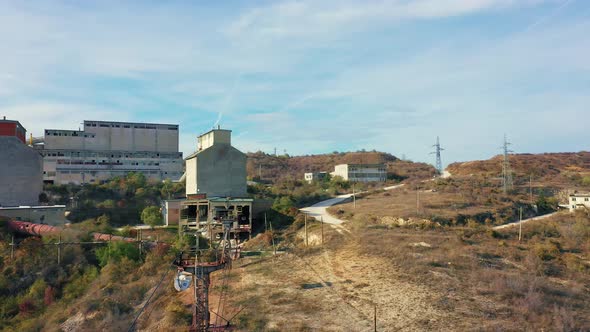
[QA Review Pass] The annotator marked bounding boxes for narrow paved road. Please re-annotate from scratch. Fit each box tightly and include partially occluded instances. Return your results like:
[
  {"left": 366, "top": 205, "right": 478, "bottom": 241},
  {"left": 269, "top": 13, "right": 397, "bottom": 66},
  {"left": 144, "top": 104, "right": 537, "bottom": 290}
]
[
  {"left": 492, "top": 211, "right": 560, "bottom": 230},
  {"left": 300, "top": 184, "right": 405, "bottom": 225}
]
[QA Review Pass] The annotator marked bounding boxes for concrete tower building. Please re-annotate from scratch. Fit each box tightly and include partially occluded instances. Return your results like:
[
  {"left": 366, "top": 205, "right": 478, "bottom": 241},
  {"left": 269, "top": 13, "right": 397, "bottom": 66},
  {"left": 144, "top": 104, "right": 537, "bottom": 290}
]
[
  {"left": 185, "top": 128, "right": 247, "bottom": 198},
  {"left": 177, "top": 128, "right": 252, "bottom": 238},
  {"left": 0, "top": 118, "right": 43, "bottom": 207}
]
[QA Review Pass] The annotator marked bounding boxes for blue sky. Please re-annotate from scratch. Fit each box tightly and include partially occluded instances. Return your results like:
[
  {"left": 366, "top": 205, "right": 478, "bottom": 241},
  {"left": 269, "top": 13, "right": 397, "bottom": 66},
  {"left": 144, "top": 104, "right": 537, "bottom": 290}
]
[{"left": 1, "top": 0, "right": 588, "bottom": 166}]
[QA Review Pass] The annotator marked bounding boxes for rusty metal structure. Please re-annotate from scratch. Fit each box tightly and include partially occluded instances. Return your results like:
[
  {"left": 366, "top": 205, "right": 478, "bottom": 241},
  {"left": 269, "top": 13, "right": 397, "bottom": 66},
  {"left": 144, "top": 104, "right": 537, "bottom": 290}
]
[{"left": 173, "top": 219, "right": 239, "bottom": 332}]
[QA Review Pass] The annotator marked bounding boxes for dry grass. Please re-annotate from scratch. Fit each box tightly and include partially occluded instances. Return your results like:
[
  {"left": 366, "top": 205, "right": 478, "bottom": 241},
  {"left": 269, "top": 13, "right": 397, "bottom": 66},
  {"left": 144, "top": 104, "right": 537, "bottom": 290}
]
[
  {"left": 214, "top": 209, "right": 590, "bottom": 331},
  {"left": 328, "top": 183, "right": 518, "bottom": 226},
  {"left": 447, "top": 151, "right": 590, "bottom": 188}
]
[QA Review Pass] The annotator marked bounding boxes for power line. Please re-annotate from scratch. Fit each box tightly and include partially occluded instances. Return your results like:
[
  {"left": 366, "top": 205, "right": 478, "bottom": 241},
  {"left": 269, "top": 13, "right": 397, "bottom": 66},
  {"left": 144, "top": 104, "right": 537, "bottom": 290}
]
[{"left": 127, "top": 263, "right": 175, "bottom": 332}]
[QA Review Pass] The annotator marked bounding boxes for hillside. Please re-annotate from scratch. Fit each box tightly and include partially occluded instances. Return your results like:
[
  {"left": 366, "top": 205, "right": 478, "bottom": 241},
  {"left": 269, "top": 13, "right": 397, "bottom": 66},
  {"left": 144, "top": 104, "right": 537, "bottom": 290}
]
[
  {"left": 246, "top": 151, "right": 437, "bottom": 183},
  {"left": 447, "top": 151, "right": 590, "bottom": 188},
  {"left": 214, "top": 210, "right": 590, "bottom": 331}
]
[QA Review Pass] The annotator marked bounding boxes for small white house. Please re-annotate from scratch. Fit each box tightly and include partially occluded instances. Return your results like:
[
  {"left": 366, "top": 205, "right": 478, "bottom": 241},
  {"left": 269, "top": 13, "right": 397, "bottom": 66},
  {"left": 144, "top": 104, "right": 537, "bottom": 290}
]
[{"left": 569, "top": 193, "right": 590, "bottom": 212}]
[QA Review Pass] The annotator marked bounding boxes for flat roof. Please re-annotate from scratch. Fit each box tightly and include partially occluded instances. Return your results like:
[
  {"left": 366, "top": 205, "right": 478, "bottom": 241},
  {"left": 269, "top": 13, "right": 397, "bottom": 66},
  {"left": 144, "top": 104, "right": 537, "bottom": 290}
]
[
  {"left": 197, "top": 128, "right": 232, "bottom": 138},
  {"left": 570, "top": 193, "right": 590, "bottom": 196},
  {"left": 335, "top": 163, "right": 386, "bottom": 167},
  {"left": 84, "top": 120, "right": 179, "bottom": 127}
]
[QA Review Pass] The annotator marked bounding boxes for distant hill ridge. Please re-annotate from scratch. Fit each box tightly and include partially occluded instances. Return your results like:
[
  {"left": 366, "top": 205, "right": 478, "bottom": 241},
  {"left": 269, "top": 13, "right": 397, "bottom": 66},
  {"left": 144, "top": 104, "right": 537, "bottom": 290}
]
[
  {"left": 246, "top": 151, "right": 436, "bottom": 182},
  {"left": 447, "top": 151, "right": 590, "bottom": 185}
]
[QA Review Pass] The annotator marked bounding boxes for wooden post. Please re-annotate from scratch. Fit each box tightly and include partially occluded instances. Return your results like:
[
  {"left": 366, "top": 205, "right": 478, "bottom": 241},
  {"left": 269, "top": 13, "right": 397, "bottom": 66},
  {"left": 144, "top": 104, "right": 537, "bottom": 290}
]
[
  {"left": 320, "top": 215, "right": 324, "bottom": 245},
  {"left": 264, "top": 213, "right": 268, "bottom": 233},
  {"left": 10, "top": 235, "right": 14, "bottom": 261},
  {"left": 304, "top": 214, "right": 308, "bottom": 247},
  {"left": 57, "top": 235, "right": 62, "bottom": 265},
  {"left": 353, "top": 183, "right": 356, "bottom": 209},
  {"left": 269, "top": 221, "right": 277, "bottom": 256},
  {"left": 139, "top": 229, "right": 143, "bottom": 257},
  {"left": 519, "top": 207, "right": 523, "bottom": 242},
  {"left": 529, "top": 175, "right": 533, "bottom": 203},
  {"left": 374, "top": 304, "right": 377, "bottom": 332},
  {"left": 416, "top": 187, "right": 420, "bottom": 215}
]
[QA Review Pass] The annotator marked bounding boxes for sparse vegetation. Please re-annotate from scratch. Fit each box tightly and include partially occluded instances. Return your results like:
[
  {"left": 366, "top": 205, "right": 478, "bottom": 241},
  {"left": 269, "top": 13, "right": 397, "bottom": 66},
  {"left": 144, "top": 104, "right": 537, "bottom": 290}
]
[{"left": 247, "top": 150, "right": 436, "bottom": 184}]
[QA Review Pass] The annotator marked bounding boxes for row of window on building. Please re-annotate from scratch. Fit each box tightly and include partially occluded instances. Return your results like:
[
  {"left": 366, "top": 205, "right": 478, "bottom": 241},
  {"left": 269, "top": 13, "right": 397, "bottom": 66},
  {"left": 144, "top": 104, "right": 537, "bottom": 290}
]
[
  {"left": 41, "top": 151, "right": 181, "bottom": 159},
  {"left": 84, "top": 122, "right": 177, "bottom": 130},
  {"left": 45, "top": 130, "right": 95, "bottom": 138}
]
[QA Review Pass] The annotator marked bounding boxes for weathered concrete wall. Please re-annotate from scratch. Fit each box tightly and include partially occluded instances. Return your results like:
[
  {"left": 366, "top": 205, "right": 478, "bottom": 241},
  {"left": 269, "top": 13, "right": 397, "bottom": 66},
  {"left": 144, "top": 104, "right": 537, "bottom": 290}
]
[
  {"left": 194, "top": 145, "right": 247, "bottom": 197},
  {"left": 0, "top": 137, "right": 43, "bottom": 206},
  {"left": 185, "top": 158, "right": 198, "bottom": 195},
  {"left": 198, "top": 130, "right": 231, "bottom": 151},
  {"left": 0, "top": 206, "right": 66, "bottom": 225}
]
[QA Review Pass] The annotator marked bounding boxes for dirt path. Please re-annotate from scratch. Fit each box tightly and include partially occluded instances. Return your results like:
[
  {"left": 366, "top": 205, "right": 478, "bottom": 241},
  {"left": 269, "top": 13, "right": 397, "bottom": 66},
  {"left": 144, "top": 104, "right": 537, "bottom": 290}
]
[{"left": 229, "top": 235, "right": 460, "bottom": 331}]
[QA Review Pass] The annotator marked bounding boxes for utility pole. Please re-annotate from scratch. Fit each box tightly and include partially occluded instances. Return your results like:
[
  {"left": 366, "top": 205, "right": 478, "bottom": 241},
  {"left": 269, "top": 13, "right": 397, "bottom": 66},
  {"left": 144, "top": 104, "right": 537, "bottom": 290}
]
[
  {"left": 57, "top": 235, "right": 62, "bottom": 265},
  {"left": 501, "top": 134, "right": 514, "bottom": 194},
  {"left": 430, "top": 136, "right": 444, "bottom": 175},
  {"left": 304, "top": 214, "right": 308, "bottom": 247},
  {"left": 529, "top": 175, "right": 533, "bottom": 203},
  {"left": 320, "top": 216, "right": 324, "bottom": 245},
  {"left": 269, "top": 220, "right": 277, "bottom": 256},
  {"left": 519, "top": 207, "right": 523, "bottom": 242},
  {"left": 10, "top": 235, "right": 14, "bottom": 261},
  {"left": 258, "top": 164, "right": 262, "bottom": 179},
  {"left": 374, "top": 305, "right": 377, "bottom": 332},
  {"left": 352, "top": 182, "right": 356, "bottom": 209},
  {"left": 138, "top": 229, "right": 143, "bottom": 257},
  {"left": 416, "top": 186, "right": 420, "bottom": 215}
]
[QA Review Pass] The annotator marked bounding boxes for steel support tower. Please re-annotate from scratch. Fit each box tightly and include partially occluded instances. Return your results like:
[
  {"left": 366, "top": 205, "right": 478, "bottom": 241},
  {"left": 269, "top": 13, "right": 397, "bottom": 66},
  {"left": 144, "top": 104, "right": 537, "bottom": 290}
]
[
  {"left": 501, "top": 134, "right": 514, "bottom": 194},
  {"left": 174, "top": 220, "right": 237, "bottom": 332},
  {"left": 431, "top": 136, "right": 444, "bottom": 175}
]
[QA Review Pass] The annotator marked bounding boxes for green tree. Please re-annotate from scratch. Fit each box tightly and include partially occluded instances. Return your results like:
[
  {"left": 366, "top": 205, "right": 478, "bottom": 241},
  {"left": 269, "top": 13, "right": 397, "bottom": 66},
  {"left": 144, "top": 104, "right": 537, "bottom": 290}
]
[
  {"left": 161, "top": 179, "right": 174, "bottom": 199},
  {"left": 95, "top": 242, "right": 141, "bottom": 267},
  {"left": 141, "top": 206, "right": 163, "bottom": 228},
  {"left": 536, "top": 193, "right": 558, "bottom": 214}
]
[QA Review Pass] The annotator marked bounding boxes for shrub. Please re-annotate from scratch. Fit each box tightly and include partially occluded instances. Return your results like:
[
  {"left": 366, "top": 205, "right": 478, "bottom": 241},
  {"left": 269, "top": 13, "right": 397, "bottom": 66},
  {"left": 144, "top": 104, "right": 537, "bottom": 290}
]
[
  {"left": 96, "top": 241, "right": 141, "bottom": 267},
  {"left": 62, "top": 266, "right": 98, "bottom": 302},
  {"left": 141, "top": 206, "right": 163, "bottom": 228},
  {"left": 534, "top": 242, "right": 560, "bottom": 261}
]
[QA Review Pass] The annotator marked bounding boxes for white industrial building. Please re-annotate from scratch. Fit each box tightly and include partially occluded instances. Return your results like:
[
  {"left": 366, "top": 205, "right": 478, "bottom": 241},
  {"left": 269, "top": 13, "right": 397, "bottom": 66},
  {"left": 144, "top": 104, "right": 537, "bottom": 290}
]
[
  {"left": 38, "top": 120, "right": 184, "bottom": 184},
  {"left": 569, "top": 193, "right": 590, "bottom": 212},
  {"left": 331, "top": 163, "right": 387, "bottom": 182}
]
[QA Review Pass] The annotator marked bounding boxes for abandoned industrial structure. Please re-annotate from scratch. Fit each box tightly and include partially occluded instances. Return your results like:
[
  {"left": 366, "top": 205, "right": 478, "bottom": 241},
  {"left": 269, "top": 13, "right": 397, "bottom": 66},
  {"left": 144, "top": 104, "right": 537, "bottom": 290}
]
[
  {"left": 0, "top": 117, "right": 66, "bottom": 223},
  {"left": 37, "top": 120, "right": 184, "bottom": 184},
  {"left": 169, "top": 128, "right": 256, "bottom": 239},
  {"left": 0, "top": 118, "right": 43, "bottom": 206}
]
